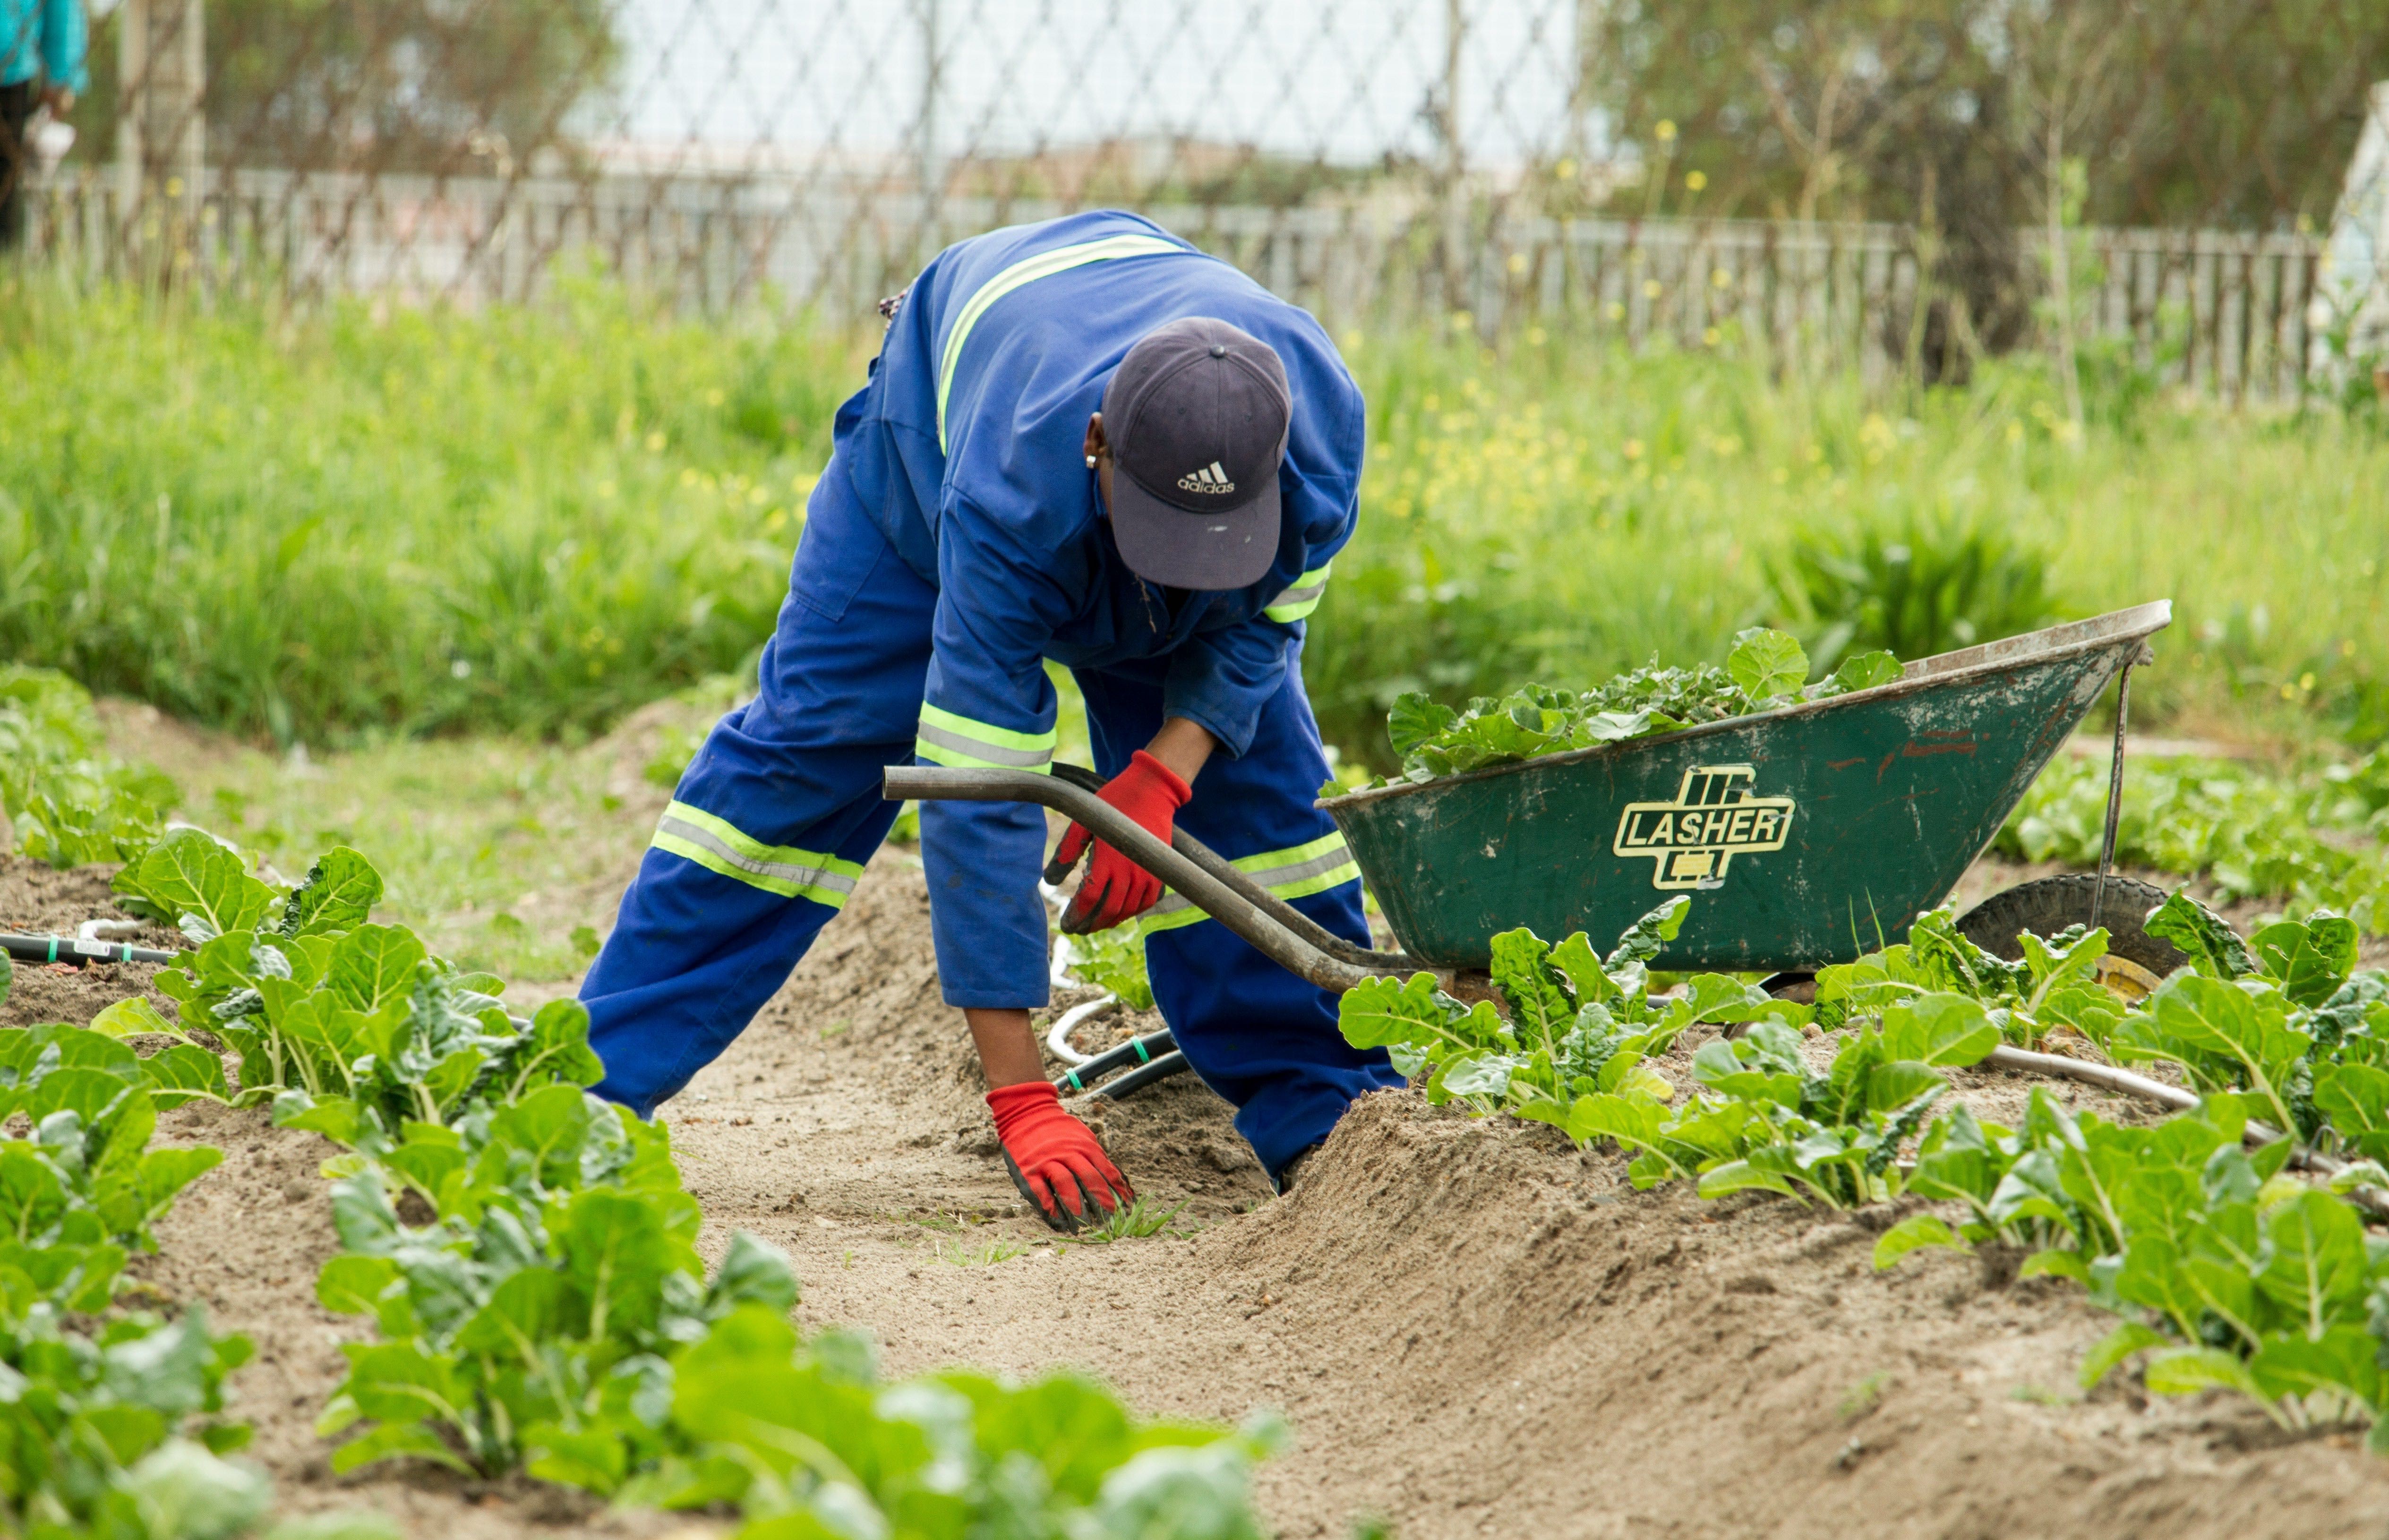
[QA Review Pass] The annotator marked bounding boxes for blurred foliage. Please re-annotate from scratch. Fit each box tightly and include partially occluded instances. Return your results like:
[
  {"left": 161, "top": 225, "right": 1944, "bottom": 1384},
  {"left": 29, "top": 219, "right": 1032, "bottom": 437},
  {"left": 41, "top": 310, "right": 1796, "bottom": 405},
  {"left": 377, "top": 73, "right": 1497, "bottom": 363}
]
[
  {"left": 74, "top": 0, "right": 620, "bottom": 171},
  {"left": 0, "top": 267, "right": 852, "bottom": 744},
  {"left": 0, "top": 665, "right": 180, "bottom": 867},
  {"left": 1586, "top": 0, "right": 2389, "bottom": 353},
  {"left": 1591, "top": 0, "right": 2389, "bottom": 230},
  {"left": 1310, "top": 324, "right": 2389, "bottom": 770},
  {"left": 1770, "top": 507, "right": 2062, "bottom": 669},
  {"left": 1999, "top": 750, "right": 2389, "bottom": 933},
  {"left": 9, "top": 280, "right": 2389, "bottom": 780}
]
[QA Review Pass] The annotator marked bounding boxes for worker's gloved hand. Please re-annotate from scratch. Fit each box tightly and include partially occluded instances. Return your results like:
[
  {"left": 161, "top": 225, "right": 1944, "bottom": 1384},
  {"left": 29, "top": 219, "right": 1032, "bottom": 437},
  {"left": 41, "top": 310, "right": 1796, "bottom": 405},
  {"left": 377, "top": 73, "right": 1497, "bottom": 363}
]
[
  {"left": 1053, "top": 750, "right": 1191, "bottom": 934},
  {"left": 985, "top": 1081, "right": 1134, "bottom": 1232}
]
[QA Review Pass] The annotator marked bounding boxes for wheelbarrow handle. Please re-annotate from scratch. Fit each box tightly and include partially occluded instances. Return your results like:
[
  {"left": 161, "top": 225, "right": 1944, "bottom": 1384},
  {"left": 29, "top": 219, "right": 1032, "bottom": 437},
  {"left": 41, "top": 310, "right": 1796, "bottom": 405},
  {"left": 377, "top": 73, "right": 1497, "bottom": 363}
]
[
  {"left": 884, "top": 765, "right": 1428, "bottom": 995},
  {"left": 1040, "top": 763, "right": 1421, "bottom": 977}
]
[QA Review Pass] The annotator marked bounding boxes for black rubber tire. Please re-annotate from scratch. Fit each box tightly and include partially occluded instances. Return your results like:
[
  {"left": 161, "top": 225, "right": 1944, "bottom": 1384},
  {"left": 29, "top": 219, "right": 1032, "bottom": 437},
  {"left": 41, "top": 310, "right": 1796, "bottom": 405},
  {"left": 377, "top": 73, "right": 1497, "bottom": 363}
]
[{"left": 1954, "top": 874, "right": 2188, "bottom": 976}]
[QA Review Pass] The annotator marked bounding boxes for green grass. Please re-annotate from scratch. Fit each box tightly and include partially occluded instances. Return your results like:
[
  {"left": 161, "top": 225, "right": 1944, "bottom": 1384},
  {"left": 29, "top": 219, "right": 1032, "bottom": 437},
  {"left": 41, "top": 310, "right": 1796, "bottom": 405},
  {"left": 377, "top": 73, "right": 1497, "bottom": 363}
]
[
  {"left": 1073, "top": 1198, "right": 1194, "bottom": 1243},
  {"left": 111, "top": 674, "right": 747, "bottom": 980},
  {"left": 7, "top": 272, "right": 2387, "bottom": 770},
  {"left": 1311, "top": 327, "right": 2389, "bottom": 768},
  {"left": 0, "top": 268, "right": 852, "bottom": 743},
  {"left": 934, "top": 1235, "right": 1029, "bottom": 1267}
]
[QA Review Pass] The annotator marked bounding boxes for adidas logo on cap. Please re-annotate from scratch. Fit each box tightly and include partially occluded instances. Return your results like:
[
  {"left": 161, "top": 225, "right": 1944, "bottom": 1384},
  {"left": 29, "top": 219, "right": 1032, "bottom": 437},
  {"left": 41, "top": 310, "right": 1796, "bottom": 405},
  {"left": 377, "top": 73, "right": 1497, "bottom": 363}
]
[{"left": 1176, "top": 461, "right": 1236, "bottom": 495}]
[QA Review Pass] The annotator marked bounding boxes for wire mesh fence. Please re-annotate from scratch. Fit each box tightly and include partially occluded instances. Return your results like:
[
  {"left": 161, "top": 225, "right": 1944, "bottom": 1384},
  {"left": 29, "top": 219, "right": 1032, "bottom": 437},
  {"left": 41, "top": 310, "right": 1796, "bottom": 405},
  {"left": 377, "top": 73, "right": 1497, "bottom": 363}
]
[{"left": 9, "top": 0, "right": 2389, "bottom": 400}]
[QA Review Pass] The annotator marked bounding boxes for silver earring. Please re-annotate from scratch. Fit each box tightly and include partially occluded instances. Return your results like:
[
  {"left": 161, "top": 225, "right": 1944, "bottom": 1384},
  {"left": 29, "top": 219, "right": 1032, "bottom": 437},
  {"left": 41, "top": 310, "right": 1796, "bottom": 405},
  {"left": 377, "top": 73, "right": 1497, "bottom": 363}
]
[{"left": 1085, "top": 454, "right": 1098, "bottom": 468}]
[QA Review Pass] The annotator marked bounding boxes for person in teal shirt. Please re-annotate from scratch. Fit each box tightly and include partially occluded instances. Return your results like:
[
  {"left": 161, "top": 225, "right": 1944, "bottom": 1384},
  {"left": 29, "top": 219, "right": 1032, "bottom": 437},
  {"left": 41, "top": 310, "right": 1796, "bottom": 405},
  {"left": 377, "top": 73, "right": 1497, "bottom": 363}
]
[{"left": 1, "top": 0, "right": 87, "bottom": 248}]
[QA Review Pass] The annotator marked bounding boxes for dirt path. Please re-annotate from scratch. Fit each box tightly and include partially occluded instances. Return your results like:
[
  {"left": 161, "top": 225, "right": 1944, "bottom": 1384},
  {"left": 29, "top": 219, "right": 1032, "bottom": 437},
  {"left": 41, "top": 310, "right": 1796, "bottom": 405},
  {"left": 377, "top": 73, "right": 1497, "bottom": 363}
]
[{"left": 14, "top": 731, "right": 2389, "bottom": 1535}]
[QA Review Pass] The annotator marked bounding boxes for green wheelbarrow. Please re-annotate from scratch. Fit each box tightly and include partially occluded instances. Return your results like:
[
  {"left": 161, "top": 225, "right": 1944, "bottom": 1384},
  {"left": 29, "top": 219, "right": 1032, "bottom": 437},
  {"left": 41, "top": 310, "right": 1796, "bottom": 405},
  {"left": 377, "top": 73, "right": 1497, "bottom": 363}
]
[{"left": 886, "top": 600, "right": 2179, "bottom": 1094}]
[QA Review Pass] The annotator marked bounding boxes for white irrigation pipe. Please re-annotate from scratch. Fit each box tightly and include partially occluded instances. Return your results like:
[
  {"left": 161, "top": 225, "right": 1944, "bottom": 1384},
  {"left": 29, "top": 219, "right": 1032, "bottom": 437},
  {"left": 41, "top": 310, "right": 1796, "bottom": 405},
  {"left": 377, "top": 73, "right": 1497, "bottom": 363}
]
[
  {"left": 1045, "top": 996, "right": 1120, "bottom": 1068},
  {"left": 1985, "top": 1044, "right": 2389, "bottom": 1221},
  {"left": 76, "top": 919, "right": 144, "bottom": 943},
  {"left": 1037, "top": 881, "right": 1118, "bottom": 1067}
]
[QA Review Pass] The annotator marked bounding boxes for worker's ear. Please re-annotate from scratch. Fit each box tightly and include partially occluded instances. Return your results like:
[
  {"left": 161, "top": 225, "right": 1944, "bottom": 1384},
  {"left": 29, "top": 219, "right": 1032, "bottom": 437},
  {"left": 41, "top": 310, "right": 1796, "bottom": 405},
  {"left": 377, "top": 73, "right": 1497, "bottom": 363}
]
[{"left": 1084, "top": 413, "right": 1109, "bottom": 465}]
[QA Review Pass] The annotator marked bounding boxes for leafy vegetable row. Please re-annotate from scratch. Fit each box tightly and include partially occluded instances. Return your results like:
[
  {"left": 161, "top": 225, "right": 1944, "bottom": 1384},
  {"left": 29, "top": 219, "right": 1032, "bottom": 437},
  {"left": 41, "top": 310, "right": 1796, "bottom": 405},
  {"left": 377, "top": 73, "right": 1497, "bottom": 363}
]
[
  {"left": 1336, "top": 890, "right": 2389, "bottom": 1446},
  {"left": 1999, "top": 747, "right": 2389, "bottom": 936},
  {"left": 117, "top": 832, "right": 1275, "bottom": 1538},
  {"left": 1377, "top": 628, "right": 1901, "bottom": 785},
  {"left": 1, "top": 666, "right": 179, "bottom": 868},
  {"left": 0, "top": 982, "right": 293, "bottom": 1535}
]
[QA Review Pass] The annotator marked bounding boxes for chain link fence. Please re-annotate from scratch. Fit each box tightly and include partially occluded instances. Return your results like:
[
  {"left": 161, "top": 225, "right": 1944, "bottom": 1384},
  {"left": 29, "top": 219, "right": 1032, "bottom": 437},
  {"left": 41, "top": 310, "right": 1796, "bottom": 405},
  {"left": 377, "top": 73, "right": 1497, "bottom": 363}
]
[{"left": 13, "top": 0, "right": 2389, "bottom": 399}]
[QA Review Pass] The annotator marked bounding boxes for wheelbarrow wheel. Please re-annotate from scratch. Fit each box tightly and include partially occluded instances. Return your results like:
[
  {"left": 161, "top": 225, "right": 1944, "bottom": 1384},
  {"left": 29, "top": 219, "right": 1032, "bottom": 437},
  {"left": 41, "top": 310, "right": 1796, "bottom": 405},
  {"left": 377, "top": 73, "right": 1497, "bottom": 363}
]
[{"left": 1955, "top": 874, "right": 2188, "bottom": 998}]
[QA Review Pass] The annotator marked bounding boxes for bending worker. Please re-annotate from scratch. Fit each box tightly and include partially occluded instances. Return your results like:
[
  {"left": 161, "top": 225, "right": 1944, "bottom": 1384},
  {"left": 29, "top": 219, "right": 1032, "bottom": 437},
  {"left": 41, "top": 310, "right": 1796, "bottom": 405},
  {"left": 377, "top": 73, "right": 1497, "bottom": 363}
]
[{"left": 580, "top": 209, "right": 1403, "bottom": 1230}]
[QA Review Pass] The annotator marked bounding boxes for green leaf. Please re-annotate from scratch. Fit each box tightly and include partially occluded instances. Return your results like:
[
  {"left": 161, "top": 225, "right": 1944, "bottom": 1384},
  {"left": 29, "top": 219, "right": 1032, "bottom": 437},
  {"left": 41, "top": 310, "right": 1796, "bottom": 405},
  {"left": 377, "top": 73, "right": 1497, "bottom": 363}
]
[
  {"left": 559, "top": 1189, "right": 700, "bottom": 1343},
  {"left": 2019, "top": 1248, "right": 2089, "bottom": 1283},
  {"left": 1877, "top": 993, "right": 2000, "bottom": 1067},
  {"left": 490, "top": 1082, "right": 596, "bottom": 1187},
  {"left": 2248, "top": 1326, "right": 2384, "bottom": 1409},
  {"left": 455, "top": 1267, "right": 586, "bottom": 1359},
  {"left": 90, "top": 997, "right": 182, "bottom": 1040},
  {"left": 2252, "top": 916, "right": 2359, "bottom": 1007},
  {"left": 274, "top": 1090, "right": 369, "bottom": 1149},
  {"left": 122, "top": 1438, "right": 274, "bottom": 1540},
  {"left": 331, "top": 1343, "right": 467, "bottom": 1429},
  {"left": 113, "top": 829, "right": 276, "bottom": 940},
  {"left": 1871, "top": 1213, "right": 1968, "bottom": 1269},
  {"left": 135, "top": 1147, "right": 224, "bottom": 1220},
  {"left": 324, "top": 926, "right": 427, "bottom": 1015},
  {"left": 525, "top": 1422, "right": 629, "bottom": 1496},
  {"left": 327, "top": 1419, "right": 471, "bottom": 1476},
  {"left": 381, "top": 1141, "right": 465, "bottom": 1200},
  {"left": 503, "top": 999, "right": 607, "bottom": 1095},
  {"left": 1605, "top": 896, "right": 1691, "bottom": 970},
  {"left": 1386, "top": 693, "right": 1458, "bottom": 757},
  {"left": 1488, "top": 928, "right": 1574, "bottom": 1048},
  {"left": 2256, "top": 1189, "right": 2370, "bottom": 1327},
  {"left": 2313, "top": 1063, "right": 2389, "bottom": 1161},
  {"left": 316, "top": 1254, "right": 402, "bottom": 1317},
  {"left": 1336, "top": 974, "right": 1496, "bottom": 1060},
  {"left": 2142, "top": 1346, "right": 2270, "bottom": 1403},
  {"left": 1830, "top": 649, "right": 1902, "bottom": 693},
  {"left": 2078, "top": 1322, "right": 2168, "bottom": 1388},
  {"left": 1691, "top": 1038, "right": 1803, "bottom": 1108},
  {"left": 2143, "top": 893, "right": 2254, "bottom": 979},
  {"left": 1696, "top": 1158, "right": 1798, "bottom": 1201},
  {"left": 141, "top": 1044, "right": 232, "bottom": 1107},
  {"left": 278, "top": 848, "right": 384, "bottom": 938},
  {"left": 1728, "top": 627, "right": 1809, "bottom": 702},
  {"left": 420, "top": 1047, "right": 487, "bottom": 1119},
  {"left": 707, "top": 1231, "right": 800, "bottom": 1315}
]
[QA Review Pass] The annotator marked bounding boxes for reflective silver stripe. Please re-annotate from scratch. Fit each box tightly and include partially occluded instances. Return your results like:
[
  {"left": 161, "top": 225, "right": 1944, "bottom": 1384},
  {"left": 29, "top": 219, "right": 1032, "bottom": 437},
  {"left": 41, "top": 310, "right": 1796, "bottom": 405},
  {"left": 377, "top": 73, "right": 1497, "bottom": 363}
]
[
  {"left": 654, "top": 812, "right": 860, "bottom": 899},
  {"left": 1274, "top": 579, "right": 1328, "bottom": 607},
  {"left": 914, "top": 720, "right": 1054, "bottom": 769},
  {"left": 1139, "top": 841, "right": 1360, "bottom": 927}
]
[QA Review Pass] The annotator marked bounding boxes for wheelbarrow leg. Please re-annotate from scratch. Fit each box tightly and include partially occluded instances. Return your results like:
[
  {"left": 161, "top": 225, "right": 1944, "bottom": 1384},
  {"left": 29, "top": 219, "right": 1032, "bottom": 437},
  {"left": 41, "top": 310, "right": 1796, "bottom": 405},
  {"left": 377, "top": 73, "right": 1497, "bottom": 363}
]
[{"left": 2089, "top": 651, "right": 2143, "bottom": 933}]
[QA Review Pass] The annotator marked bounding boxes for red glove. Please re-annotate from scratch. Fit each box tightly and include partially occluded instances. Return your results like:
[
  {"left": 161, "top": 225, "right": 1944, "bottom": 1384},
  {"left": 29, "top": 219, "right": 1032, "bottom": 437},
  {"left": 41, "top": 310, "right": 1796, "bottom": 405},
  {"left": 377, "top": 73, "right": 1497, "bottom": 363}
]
[
  {"left": 986, "top": 1081, "right": 1134, "bottom": 1231},
  {"left": 1054, "top": 750, "right": 1191, "bottom": 934}
]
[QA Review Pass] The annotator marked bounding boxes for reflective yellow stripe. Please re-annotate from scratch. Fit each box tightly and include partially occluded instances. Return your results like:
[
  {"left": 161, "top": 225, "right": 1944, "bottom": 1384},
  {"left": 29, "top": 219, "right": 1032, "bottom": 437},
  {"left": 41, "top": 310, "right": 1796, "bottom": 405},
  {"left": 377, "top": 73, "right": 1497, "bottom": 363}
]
[
  {"left": 935, "top": 233, "right": 1189, "bottom": 452},
  {"left": 651, "top": 802, "right": 864, "bottom": 908},
  {"left": 915, "top": 702, "right": 1056, "bottom": 773},
  {"left": 1263, "top": 562, "right": 1334, "bottom": 624},
  {"left": 1138, "top": 830, "right": 1361, "bottom": 936}
]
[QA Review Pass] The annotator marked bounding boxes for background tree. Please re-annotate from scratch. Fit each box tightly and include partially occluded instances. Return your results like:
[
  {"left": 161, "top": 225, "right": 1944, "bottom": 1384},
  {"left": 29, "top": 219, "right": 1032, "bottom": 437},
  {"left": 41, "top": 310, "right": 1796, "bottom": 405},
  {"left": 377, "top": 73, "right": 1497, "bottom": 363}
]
[{"left": 77, "top": 0, "right": 621, "bottom": 176}]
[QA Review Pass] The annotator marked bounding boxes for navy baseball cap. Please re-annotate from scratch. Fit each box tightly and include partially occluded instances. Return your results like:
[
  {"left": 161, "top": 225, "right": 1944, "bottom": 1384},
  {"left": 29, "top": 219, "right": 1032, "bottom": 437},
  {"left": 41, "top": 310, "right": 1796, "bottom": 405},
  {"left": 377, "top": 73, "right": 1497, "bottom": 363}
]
[{"left": 1101, "top": 317, "right": 1290, "bottom": 590}]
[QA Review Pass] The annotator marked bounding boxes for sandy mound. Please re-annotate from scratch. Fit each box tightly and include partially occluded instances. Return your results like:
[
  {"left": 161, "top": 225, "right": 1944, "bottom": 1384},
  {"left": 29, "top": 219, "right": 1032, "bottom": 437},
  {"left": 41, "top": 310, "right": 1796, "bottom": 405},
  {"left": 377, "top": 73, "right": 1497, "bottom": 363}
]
[{"left": 17, "top": 821, "right": 2389, "bottom": 1537}]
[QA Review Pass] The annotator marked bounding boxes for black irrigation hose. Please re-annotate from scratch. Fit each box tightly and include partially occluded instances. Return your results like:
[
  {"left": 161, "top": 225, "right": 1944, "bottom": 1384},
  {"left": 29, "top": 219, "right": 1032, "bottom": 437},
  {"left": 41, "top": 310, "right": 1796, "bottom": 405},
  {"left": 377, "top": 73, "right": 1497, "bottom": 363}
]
[
  {"left": 1054, "top": 1028, "right": 1177, "bottom": 1094},
  {"left": 2, "top": 933, "right": 179, "bottom": 967},
  {"left": 1090, "top": 1051, "right": 1189, "bottom": 1100}
]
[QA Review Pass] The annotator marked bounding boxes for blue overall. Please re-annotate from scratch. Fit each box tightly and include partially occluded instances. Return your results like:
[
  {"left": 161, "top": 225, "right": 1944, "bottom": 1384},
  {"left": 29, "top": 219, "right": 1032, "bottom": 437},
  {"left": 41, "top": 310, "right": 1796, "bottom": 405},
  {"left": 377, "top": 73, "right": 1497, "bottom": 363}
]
[{"left": 578, "top": 211, "right": 1403, "bottom": 1179}]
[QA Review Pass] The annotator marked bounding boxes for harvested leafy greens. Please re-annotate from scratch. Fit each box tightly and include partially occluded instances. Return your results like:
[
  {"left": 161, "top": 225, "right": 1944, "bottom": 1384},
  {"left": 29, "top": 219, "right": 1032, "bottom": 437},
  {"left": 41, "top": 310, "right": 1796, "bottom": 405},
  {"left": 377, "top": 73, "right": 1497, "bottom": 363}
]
[{"left": 1382, "top": 629, "right": 1901, "bottom": 785}]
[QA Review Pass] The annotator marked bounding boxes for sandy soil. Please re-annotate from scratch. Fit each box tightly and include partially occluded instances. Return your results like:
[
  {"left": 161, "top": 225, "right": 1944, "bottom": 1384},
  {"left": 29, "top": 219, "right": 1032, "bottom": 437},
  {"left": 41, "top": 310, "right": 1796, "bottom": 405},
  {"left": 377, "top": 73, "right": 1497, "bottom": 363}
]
[{"left": 14, "top": 716, "right": 2389, "bottom": 1537}]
